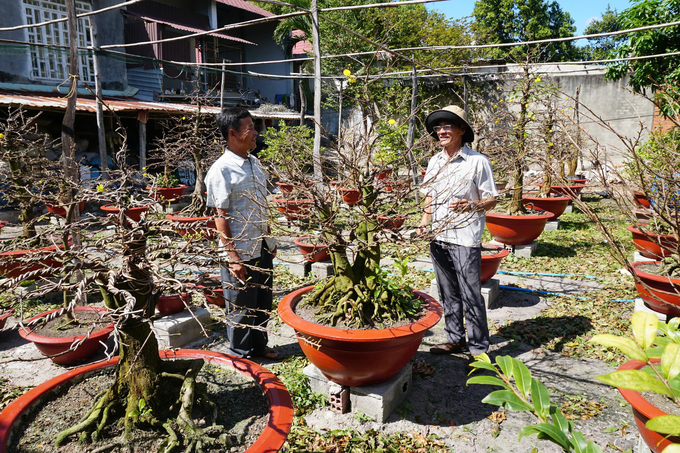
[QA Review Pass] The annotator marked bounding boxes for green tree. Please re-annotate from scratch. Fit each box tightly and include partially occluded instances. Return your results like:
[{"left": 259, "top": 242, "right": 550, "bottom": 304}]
[
  {"left": 583, "top": 5, "right": 623, "bottom": 61},
  {"left": 472, "top": 0, "right": 582, "bottom": 62}
]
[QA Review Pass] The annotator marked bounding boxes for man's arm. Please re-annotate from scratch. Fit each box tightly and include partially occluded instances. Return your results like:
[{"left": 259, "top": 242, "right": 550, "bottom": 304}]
[
  {"left": 215, "top": 208, "right": 247, "bottom": 282},
  {"left": 416, "top": 195, "right": 433, "bottom": 236}
]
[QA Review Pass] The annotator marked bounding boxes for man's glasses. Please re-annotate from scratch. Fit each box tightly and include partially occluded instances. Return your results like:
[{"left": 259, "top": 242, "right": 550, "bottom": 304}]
[{"left": 433, "top": 125, "right": 454, "bottom": 132}]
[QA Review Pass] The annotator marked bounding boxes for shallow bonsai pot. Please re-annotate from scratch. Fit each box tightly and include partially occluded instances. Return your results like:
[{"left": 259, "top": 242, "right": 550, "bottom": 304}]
[
  {"left": 337, "top": 188, "right": 361, "bottom": 206},
  {"left": 0, "top": 349, "right": 294, "bottom": 453},
  {"left": 198, "top": 276, "right": 225, "bottom": 307},
  {"left": 631, "top": 261, "right": 680, "bottom": 317},
  {"left": 157, "top": 293, "right": 190, "bottom": 315},
  {"left": 165, "top": 213, "right": 217, "bottom": 239},
  {"left": 633, "top": 192, "right": 651, "bottom": 209},
  {"left": 0, "top": 220, "right": 7, "bottom": 232},
  {"left": 632, "top": 208, "right": 654, "bottom": 223},
  {"left": 617, "top": 358, "right": 680, "bottom": 453},
  {"left": 18, "top": 306, "right": 114, "bottom": 365},
  {"left": 381, "top": 179, "right": 410, "bottom": 193},
  {"left": 542, "top": 184, "right": 586, "bottom": 201},
  {"left": 627, "top": 226, "right": 679, "bottom": 259},
  {"left": 0, "top": 309, "right": 13, "bottom": 330},
  {"left": 294, "top": 236, "right": 329, "bottom": 262},
  {"left": 0, "top": 240, "right": 68, "bottom": 279},
  {"left": 272, "top": 198, "right": 313, "bottom": 221},
  {"left": 44, "top": 201, "right": 86, "bottom": 218},
  {"left": 485, "top": 210, "right": 552, "bottom": 245},
  {"left": 275, "top": 181, "right": 294, "bottom": 194},
  {"left": 375, "top": 168, "right": 392, "bottom": 180},
  {"left": 278, "top": 286, "right": 442, "bottom": 387},
  {"left": 100, "top": 204, "right": 149, "bottom": 223},
  {"left": 522, "top": 194, "right": 571, "bottom": 221},
  {"left": 480, "top": 243, "right": 509, "bottom": 283},
  {"left": 148, "top": 185, "right": 187, "bottom": 202},
  {"left": 377, "top": 215, "right": 407, "bottom": 230}
]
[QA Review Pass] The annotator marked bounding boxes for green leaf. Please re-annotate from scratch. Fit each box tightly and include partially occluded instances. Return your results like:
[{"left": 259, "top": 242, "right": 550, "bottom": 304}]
[
  {"left": 662, "top": 343, "right": 680, "bottom": 381},
  {"left": 469, "top": 361, "right": 497, "bottom": 373},
  {"left": 496, "top": 356, "right": 514, "bottom": 379},
  {"left": 482, "top": 390, "right": 533, "bottom": 411},
  {"left": 596, "top": 370, "right": 673, "bottom": 396},
  {"left": 129, "top": 409, "right": 140, "bottom": 417},
  {"left": 647, "top": 346, "right": 665, "bottom": 359},
  {"left": 467, "top": 376, "right": 511, "bottom": 389},
  {"left": 632, "top": 311, "right": 659, "bottom": 350},
  {"left": 585, "top": 441, "right": 604, "bottom": 453},
  {"left": 513, "top": 359, "right": 532, "bottom": 398},
  {"left": 530, "top": 378, "right": 551, "bottom": 420},
  {"left": 138, "top": 398, "right": 146, "bottom": 411},
  {"left": 569, "top": 429, "right": 588, "bottom": 453},
  {"left": 663, "top": 445, "right": 680, "bottom": 453},
  {"left": 603, "top": 426, "right": 618, "bottom": 433},
  {"left": 646, "top": 415, "right": 680, "bottom": 436},
  {"left": 549, "top": 406, "right": 572, "bottom": 435},
  {"left": 518, "top": 423, "right": 571, "bottom": 450},
  {"left": 589, "top": 334, "right": 648, "bottom": 362}
]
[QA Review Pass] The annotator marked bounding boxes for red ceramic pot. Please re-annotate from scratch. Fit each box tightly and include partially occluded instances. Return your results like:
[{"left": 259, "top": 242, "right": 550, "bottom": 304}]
[
  {"left": 377, "top": 215, "right": 407, "bottom": 230},
  {"left": 18, "top": 306, "right": 114, "bottom": 365},
  {"left": 632, "top": 208, "right": 654, "bottom": 223},
  {"left": 272, "top": 198, "right": 313, "bottom": 221},
  {"left": 634, "top": 192, "right": 651, "bottom": 209},
  {"left": 382, "top": 179, "right": 411, "bottom": 193},
  {"left": 101, "top": 204, "right": 149, "bottom": 223},
  {"left": 0, "top": 241, "right": 67, "bottom": 279},
  {"left": 0, "top": 349, "right": 293, "bottom": 453},
  {"left": 485, "top": 210, "right": 552, "bottom": 245},
  {"left": 375, "top": 168, "right": 392, "bottom": 180},
  {"left": 0, "top": 309, "right": 13, "bottom": 330},
  {"left": 617, "top": 358, "right": 680, "bottom": 453},
  {"left": 627, "top": 226, "right": 679, "bottom": 259},
  {"left": 0, "top": 220, "right": 7, "bottom": 232},
  {"left": 44, "top": 201, "right": 86, "bottom": 218},
  {"left": 631, "top": 261, "right": 680, "bottom": 317},
  {"left": 157, "top": 293, "right": 190, "bottom": 315},
  {"left": 148, "top": 185, "right": 187, "bottom": 202},
  {"left": 480, "top": 243, "right": 509, "bottom": 283},
  {"left": 537, "top": 184, "right": 586, "bottom": 201},
  {"left": 522, "top": 194, "right": 571, "bottom": 221},
  {"left": 198, "top": 276, "right": 225, "bottom": 307},
  {"left": 337, "top": 188, "right": 361, "bottom": 206},
  {"left": 165, "top": 213, "right": 217, "bottom": 239},
  {"left": 294, "top": 236, "right": 330, "bottom": 262},
  {"left": 278, "top": 286, "right": 442, "bottom": 387},
  {"left": 275, "top": 181, "right": 294, "bottom": 194}
]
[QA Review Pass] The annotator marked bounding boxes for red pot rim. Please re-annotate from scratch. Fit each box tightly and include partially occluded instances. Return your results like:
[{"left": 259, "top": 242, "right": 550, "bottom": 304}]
[
  {"left": 617, "top": 358, "right": 668, "bottom": 422},
  {"left": 627, "top": 225, "right": 679, "bottom": 240},
  {"left": 485, "top": 210, "right": 553, "bottom": 221},
  {"left": 278, "top": 285, "right": 442, "bottom": 342},
  {"left": 146, "top": 184, "right": 188, "bottom": 190},
  {"left": 101, "top": 204, "right": 150, "bottom": 213},
  {"left": 522, "top": 193, "right": 571, "bottom": 202},
  {"left": 481, "top": 243, "right": 510, "bottom": 258},
  {"left": 0, "top": 349, "right": 293, "bottom": 453},
  {"left": 337, "top": 188, "right": 359, "bottom": 193},
  {"left": 0, "top": 241, "right": 65, "bottom": 257},
  {"left": 537, "top": 183, "right": 587, "bottom": 190},
  {"left": 294, "top": 236, "right": 327, "bottom": 248},
  {"left": 272, "top": 198, "right": 313, "bottom": 204},
  {"left": 0, "top": 309, "right": 13, "bottom": 321},
  {"left": 631, "top": 261, "right": 680, "bottom": 285},
  {"left": 165, "top": 212, "right": 213, "bottom": 222},
  {"left": 377, "top": 214, "right": 408, "bottom": 220},
  {"left": 17, "top": 306, "right": 113, "bottom": 344}
]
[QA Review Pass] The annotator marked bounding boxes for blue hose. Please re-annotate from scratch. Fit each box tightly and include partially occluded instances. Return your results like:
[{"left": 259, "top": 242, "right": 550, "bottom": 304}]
[
  {"left": 499, "top": 285, "right": 634, "bottom": 302},
  {"left": 496, "top": 270, "right": 602, "bottom": 280}
]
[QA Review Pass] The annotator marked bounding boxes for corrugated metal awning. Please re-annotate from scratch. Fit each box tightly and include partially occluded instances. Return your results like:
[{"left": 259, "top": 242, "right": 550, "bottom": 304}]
[{"left": 215, "top": 0, "right": 273, "bottom": 17}]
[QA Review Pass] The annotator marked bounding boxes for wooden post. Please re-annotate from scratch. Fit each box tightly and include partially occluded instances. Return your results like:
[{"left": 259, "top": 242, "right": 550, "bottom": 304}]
[
  {"left": 406, "top": 57, "right": 419, "bottom": 203},
  {"left": 311, "top": 0, "right": 323, "bottom": 181},
  {"left": 337, "top": 81, "right": 343, "bottom": 145},
  {"left": 139, "top": 114, "right": 147, "bottom": 172},
  {"left": 89, "top": 16, "right": 108, "bottom": 181},
  {"left": 62, "top": 0, "right": 79, "bottom": 221},
  {"left": 299, "top": 81, "right": 306, "bottom": 126}
]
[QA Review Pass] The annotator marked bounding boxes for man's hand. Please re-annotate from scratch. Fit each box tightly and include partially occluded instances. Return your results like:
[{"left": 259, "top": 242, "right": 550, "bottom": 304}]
[
  {"left": 449, "top": 199, "right": 474, "bottom": 212},
  {"left": 229, "top": 261, "right": 247, "bottom": 283}
]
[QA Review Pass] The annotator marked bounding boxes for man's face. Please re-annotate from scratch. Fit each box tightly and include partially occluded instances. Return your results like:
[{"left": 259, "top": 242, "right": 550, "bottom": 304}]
[
  {"left": 230, "top": 116, "right": 258, "bottom": 151},
  {"left": 435, "top": 120, "right": 465, "bottom": 148}
]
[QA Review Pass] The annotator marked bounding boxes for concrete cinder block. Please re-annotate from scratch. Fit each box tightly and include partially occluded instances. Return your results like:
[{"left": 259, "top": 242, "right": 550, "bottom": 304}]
[
  {"left": 311, "top": 261, "right": 334, "bottom": 278},
  {"left": 483, "top": 278, "right": 501, "bottom": 309},
  {"left": 633, "top": 252, "right": 656, "bottom": 263},
  {"left": 634, "top": 298, "right": 666, "bottom": 322},
  {"left": 303, "top": 363, "right": 330, "bottom": 395},
  {"left": 288, "top": 258, "right": 312, "bottom": 277},
  {"left": 429, "top": 278, "right": 438, "bottom": 299},
  {"left": 563, "top": 204, "right": 574, "bottom": 214},
  {"left": 543, "top": 220, "right": 560, "bottom": 231},
  {"left": 489, "top": 240, "right": 538, "bottom": 259},
  {"left": 152, "top": 308, "right": 212, "bottom": 348}
]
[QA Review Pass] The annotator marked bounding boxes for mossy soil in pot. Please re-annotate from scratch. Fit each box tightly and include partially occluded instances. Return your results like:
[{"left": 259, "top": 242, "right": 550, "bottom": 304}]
[
  {"left": 10, "top": 362, "right": 269, "bottom": 453},
  {"left": 30, "top": 311, "right": 108, "bottom": 338},
  {"left": 636, "top": 262, "right": 679, "bottom": 278}
]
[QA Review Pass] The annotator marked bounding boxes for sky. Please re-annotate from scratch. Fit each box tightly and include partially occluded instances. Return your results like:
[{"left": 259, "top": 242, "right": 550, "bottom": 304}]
[{"left": 426, "top": 0, "right": 632, "bottom": 35}]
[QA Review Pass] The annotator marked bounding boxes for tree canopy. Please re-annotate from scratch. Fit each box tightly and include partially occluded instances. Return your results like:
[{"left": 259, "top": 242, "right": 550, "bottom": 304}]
[{"left": 583, "top": 5, "right": 624, "bottom": 62}]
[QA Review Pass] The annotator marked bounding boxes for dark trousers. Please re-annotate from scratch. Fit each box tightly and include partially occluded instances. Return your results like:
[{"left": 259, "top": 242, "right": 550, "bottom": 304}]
[
  {"left": 430, "top": 241, "right": 489, "bottom": 355},
  {"left": 221, "top": 243, "right": 273, "bottom": 358}
]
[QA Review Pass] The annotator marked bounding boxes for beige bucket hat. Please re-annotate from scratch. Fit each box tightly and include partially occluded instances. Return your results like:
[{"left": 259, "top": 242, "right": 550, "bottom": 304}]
[{"left": 425, "top": 105, "right": 474, "bottom": 143}]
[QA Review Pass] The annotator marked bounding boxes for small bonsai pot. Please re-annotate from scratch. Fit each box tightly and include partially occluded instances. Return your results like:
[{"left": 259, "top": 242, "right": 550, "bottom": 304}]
[
  {"left": 377, "top": 214, "right": 407, "bottom": 230},
  {"left": 0, "top": 309, "right": 14, "bottom": 330},
  {"left": 522, "top": 194, "right": 571, "bottom": 221},
  {"left": 382, "top": 179, "right": 411, "bottom": 193},
  {"left": 0, "top": 220, "right": 7, "bottom": 232},
  {"left": 0, "top": 240, "right": 69, "bottom": 279},
  {"left": 44, "top": 201, "right": 86, "bottom": 218},
  {"left": 148, "top": 185, "right": 187, "bottom": 202},
  {"left": 536, "top": 184, "right": 586, "bottom": 201},
  {"left": 375, "top": 168, "right": 392, "bottom": 180},
  {"left": 627, "top": 225, "right": 679, "bottom": 259},
  {"left": 633, "top": 192, "right": 651, "bottom": 209},
  {"left": 337, "top": 188, "right": 361, "bottom": 206},
  {"left": 275, "top": 181, "right": 294, "bottom": 194},
  {"left": 198, "top": 276, "right": 225, "bottom": 307},
  {"left": 480, "top": 243, "right": 509, "bottom": 283},
  {"left": 157, "top": 293, "right": 190, "bottom": 315},
  {"left": 273, "top": 198, "right": 313, "bottom": 221},
  {"left": 166, "top": 213, "right": 217, "bottom": 239},
  {"left": 294, "top": 236, "right": 330, "bottom": 262},
  {"left": 101, "top": 204, "right": 149, "bottom": 223},
  {"left": 631, "top": 261, "right": 680, "bottom": 317}
]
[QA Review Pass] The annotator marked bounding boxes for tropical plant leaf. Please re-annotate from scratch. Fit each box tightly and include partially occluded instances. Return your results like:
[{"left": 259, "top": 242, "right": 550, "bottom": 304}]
[
  {"left": 596, "top": 370, "right": 673, "bottom": 396},
  {"left": 518, "top": 423, "right": 571, "bottom": 450},
  {"left": 496, "top": 356, "right": 514, "bottom": 380},
  {"left": 513, "top": 359, "right": 532, "bottom": 398},
  {"left": 569, "top": 429, "right": 588, "bottom": 453},
  {"left": 646, "top": 415, "right": 680, "bottom": 436},
  {"left": 631, "top": 311, "right": 659, "bottom": 350},
  {"left": 585, "top": 441, "right": 604, "bottom": 453},
  {"left": 469, "top": 361, "right": 498, "bottom": 373},
  {"left": 589, "top": 334, "right": 648, "bottom": 362},
  {"left": 647, "top": 346, "right": 665, "bottom": 359},
  {"left": 530, "top": 377, "right": 550, "bottom": 420},
  {"left": 662, "top": 343, "right": 680, "bottom": 381},
  {"left": 467, "top": 375, "right": 510, "bottom": 389},
  {"left": 549, "top": 406, "right": 572, "bottom": 435},
  {"left": 662, "top": 445, "right": 680, "bottom": 453},
  {"left": 482, "top": 390, "right": 533, "bottom": 411}
]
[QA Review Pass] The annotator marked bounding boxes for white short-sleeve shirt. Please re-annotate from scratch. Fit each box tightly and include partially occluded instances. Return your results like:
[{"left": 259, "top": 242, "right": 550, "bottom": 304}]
[{"left": 420, "top": 146, "right": 498, "bottom": 247}]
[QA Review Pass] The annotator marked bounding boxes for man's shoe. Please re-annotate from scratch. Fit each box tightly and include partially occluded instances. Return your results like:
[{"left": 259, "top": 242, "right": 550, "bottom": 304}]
[{"left": 429, "top": 342, "right": 468, "bottom": 355}]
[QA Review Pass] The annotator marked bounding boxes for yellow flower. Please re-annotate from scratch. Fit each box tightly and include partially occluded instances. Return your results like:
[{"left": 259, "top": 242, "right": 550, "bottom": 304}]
[
  {"left": 493, "top": 105, "right": 497, "bottom": 109},
  {"left": 535, "top": 77, "right": 541, "bottom": 83},
  {"left": 142, "top": 166, "right": 146, "bottom": 170},
  {"left": 349, "top": 77, "right": 357, "bottom": 83},
  {"left": 214, "top": 139, "right": 217, "bottom": 143},
  {"left": 96, "top": 184, "right": 104, "bottom": 192},
  {"left": 343, "top": 69, "right": 352, "bottom": 77},
  {"left": 548, "top": 142, "right": 554, "bottom": 146},
  {"left": 182, "top": 116, "right": 186, "bottom": 120},
  {"left": 143, "top": 173, "right": 148, "bottom": 177},
  {"left": 388, "top": 119, "right": 396, "bottom": 125},
  {"left": 0, "top": 133, "right": 4, "bottom": 138}
]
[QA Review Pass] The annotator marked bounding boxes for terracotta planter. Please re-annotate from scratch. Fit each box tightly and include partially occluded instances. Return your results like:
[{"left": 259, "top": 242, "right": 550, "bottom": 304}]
[
  {"left": 18, "top": 306, "right": 114, "bottom": 365},
  {"left": 0, "top": 349, "right": 294, "bottom": 453},
  {"left": 0, "top": 241, "right": 67, "bottom": 279},
  {"left": 165, "top": 213, "right": 217, "bottom": 239},
  {"left": 633, "top": 192, "right": 651, "bottom": 209},
  {"left": 44, "top": 201, "right": 86, "bottom": 218},
  {"left": 100, "top": 204, "right": 149, "bottom": 223},
  {"left": 148, "top": 185, "right": 187, "bottom": 202},
  {"left": 627, "top": 226, "right": 679, "bottom": 259},
  {"left": 337, "top": 188, "right": 361, "bottom": 206},
  {"left": 294, "top": 236, "right": 329, "bottom": 262},
  {"left": 481, "top": 243, "right": 509, "bottom": 283},
  {"left": 275, "top": 181, "right": 294, "bottom": 194},
  {"left": 537, "top": 184, "right": 586, "bottom": 202},
  {"left": 631, "top": 261, "right": 680, "bottom": 317},
  {"left": 0, "top": 220, "right": 7, "bottom": 232},
  {"left": 377, "top": 215, "right": 407, "bottom": 230},
  {"left": 272, "top": 198, "right": 313, "bottom": 221},
  {"left": 198, "top": 276, "right": 225, "bottom": 307},
  {"left": 616, "top": 358, "right": 680, "bottom": 453},
  {"left": 522, "top": 194, "right": 571, "bottom": 221},
  {"left": 382, "top": 179, "right": 411, "bottom": 193},
  {"left": 278, "top": 286, "right": 442, "bottom": 387},
  {"left": 633, "top": 208, "right": 654, "bottom": 223},
  {"left": 375, "top": 168, "right": 392, "bottom": 180},
  {"left": 485, "top": 210, "right": 552, "bottom": 245},
  {"left": 0, "top": 309, "right": 13, "bottom": 330},
  {"left": 157, "top": 293, "right": 190, "bottom": 315}
]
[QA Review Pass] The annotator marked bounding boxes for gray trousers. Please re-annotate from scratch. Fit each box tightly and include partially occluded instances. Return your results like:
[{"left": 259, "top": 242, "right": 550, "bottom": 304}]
[
  {"left": 430, "top": 241, "right": 489, "bottom": 355},
  {"left": 221, "top": 243, "right": 273, "bottom": 358}
]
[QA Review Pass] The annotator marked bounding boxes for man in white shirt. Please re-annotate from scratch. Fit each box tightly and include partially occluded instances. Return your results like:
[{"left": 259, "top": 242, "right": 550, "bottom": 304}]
[
  {"left": 417, "top": 105, "right": 498, "bottom": 359},
  {"left": 205, "top": 107, "right": 279, "bottom": 360}
]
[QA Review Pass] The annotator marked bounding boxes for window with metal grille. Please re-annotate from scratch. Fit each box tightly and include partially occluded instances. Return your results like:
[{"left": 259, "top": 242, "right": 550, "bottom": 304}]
[{"left": 23, "top": 0, "right": 94, "bottom": 83}]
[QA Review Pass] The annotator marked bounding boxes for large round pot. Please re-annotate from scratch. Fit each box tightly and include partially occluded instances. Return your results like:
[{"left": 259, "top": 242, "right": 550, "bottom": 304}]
[
  {"left": 375, "top": 168, "right": 392, "bottom": 180},
  {"left": 546, "top": 184, "right": 586, "bottom": 200},
  {"left": 0, "top": 241, "right": 67, "bottom": 279},
  {"left": 165, "top": 213, "right": 217, "bottom": 239},
  {"left": 0, "top": 349, "right": 294, "bottom": 453},
  {"left": 198, "top": 276, "right": 225, "bottom": 307},
  {"left": 275, "top": 181, "right": 294, "bottom": 194},
  {"left": 617, "top": 358, "right": 680, "bottom": 453},
  {"left": 627, "top": 226, "right": 679, "bottom": 259},
  {"left": 337, "top": 188, "right": 361, "bottom": 206},
  {"left": 272, "top": 198, "right": 313, "bottom": 221},
  {"left": 294, "top": 236, "right": 329, "bottom": 262},
  {"left": 278, "top": 286, "right": 442, "bottom": 387},
  {"left": 382, "top": 179, "right": 411, "bottom": 193},
  {"left": 485, "top": 210, "right": 552, "bottom": 245},
  {"left": 44, "top": 201, "right": 86, "bottom": 218},
  {"left": 18, "top": 306, "right": 114, "bottom": 365},
  {"left": 157, "top": 293, "right": 190, "bottom": 315},
  {"left": 377, "top": 215, "right": 407, "bottom": 230},
  {"left": 522, "top": 194, "right": 571, "bottom": 221},
  {"left": 100, "top": 204, "right": 149, "bottom": 223},
  {"left": 148, "top": 185, "right": 187, "bottom": 202},
  {"left": 631, "top": 261, "right": 680, "bottom": 317},
  {"left": 633, "top": 192, "right": 651, "bottom": 209},
  {"left": 481, "top": 243, "right": 509, "bottom": 283},
  {"left": 0, "top": 309, "right": 13, "bottom": 331}
]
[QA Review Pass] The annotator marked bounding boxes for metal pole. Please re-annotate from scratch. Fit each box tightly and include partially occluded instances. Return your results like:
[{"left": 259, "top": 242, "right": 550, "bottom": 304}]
[
  {"left": 220, "top": 59, "right": 226, "bottom": 110},
  {"left": 139, "top": 120, "right": 147, "bottom": 172},
  {"left": 89, "top": 16, "right": 108, "bottom": 181},
  {"left": 463, "top": 73, "right": 468, "bottom": 116},
  {"left": 406, "top": 56, "right": 419, "bottom": 203},
  {"left": 311, "top": 0, "right": 323, "bottom": 181},
  {"left": 62, "top": 0, "right": 79, "bottom": 217},
  {"left": 337, "top": 82, "right": 343, "bottom": 145}
]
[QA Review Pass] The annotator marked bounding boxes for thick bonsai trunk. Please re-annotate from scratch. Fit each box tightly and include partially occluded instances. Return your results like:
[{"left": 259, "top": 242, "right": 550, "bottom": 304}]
[
  {"left": 508, "top": 66, "right": 532, "bottom": 215},
  {"left": 540, "top": 116, "right": 555, "bottom": 197}
]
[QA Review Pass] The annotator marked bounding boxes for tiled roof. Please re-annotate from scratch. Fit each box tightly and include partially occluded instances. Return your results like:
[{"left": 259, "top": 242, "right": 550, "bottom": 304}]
[{"left": 214, "top": 0, "right": 274, "bottom": 18}]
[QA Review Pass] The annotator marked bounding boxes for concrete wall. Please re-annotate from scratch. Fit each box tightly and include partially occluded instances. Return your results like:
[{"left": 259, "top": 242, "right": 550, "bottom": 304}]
[
  {"left": 92, "top": 0, "right": 128, "bottom": 91},
  {"left": 0, "top": 1, "right": 31, "bottom": 83},
  {"left": 243, "top": 21, "right": 293, "bottom": 105}
]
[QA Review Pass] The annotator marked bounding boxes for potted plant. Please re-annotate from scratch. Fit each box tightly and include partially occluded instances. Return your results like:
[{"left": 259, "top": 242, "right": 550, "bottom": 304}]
[
  {"left": 480, "top": 243, "right": 510, "bottom": 283},
  {"left": 294, "top": 236, "right": 330, "bottom": 262}
]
